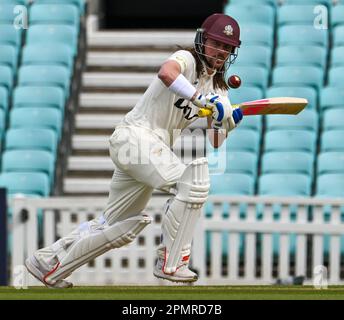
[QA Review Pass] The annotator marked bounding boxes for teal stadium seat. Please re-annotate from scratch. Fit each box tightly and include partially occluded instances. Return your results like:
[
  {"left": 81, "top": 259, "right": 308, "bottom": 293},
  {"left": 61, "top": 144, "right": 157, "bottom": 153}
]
[
  {"left": 278, "top": 25, "right": 328, "bottom": 47},
  {"left": 316, "top": 174, "right": 344, "bottom": 197},
  {"left": 333, "top": 26, "right": 344, "bottom": 47},
  {"left": 33, "top": 0, "right": 85, "bottom": 15},
  {"left": 5, "top": 128, "right": 58, "bottom": 154},
  {"left": 0, "top": 65, "right": 13, "bottom": 90},
  {"left": 0, "top": 45, "right": 17, "bottom": 71},
  {"left": 259, "top": 173, "right": 312, "bottom": 196},
  {"left": 276, "top": 45, "right": 327, "bottom": 68},
  {"left": 240, "top": 24, "right": 274, "bottom": 47},
  {"left": 225, "top": 151, "right": 258, "bottom": 177},
  {"left": 320, "top": 87, "right": 344, "bottom": 113},
  {"left": 0, "top": 172, "right": 50, "bottom": 197},
  {"left": 210, "top": 173, "right": 255, "bottom": 196},
  {"left": 278, "top": 5, "right": 319, "bottom": 26},
  {"left": 27, "top": 25, "right": 78, "bottom": 56},
  {"left": 317, "top": 152, "right": 344, "bottom": 175},
  {"left": 281, "top": 0, "right": 331, "bottom": 5},
  {"left": 331, "top": 5, "right": 344, "bottom": 28},
  {"left": 22, "top": 44, "right": 74, "bottom": 71},
  {"left": 266, "top": 86, "right": 317, "bottom": 110},
  {"left": 321, "top": 130, "right": 344, "bottom": 152},
  {"left": 0, "top": 4, "right": 22, "bottom": 24},
  {"left": 1, "top": 0, "right": 27, "bottom": 4},
  {"left": 261, "top": 151, "right": 314, "bottom": 177},
  {"left": 230, "top": 0, "right": 276, "bottom": 7},
  {"left": 265, "top": 109, "right": 318, "bottom": 132},
  {"left": 272, "top": 66, "right": 323, "bottom": 90},
  {"left": 224, "top": 4, "right": 275, "bottom": 26},
  {"left": 323, "top": 109, "right": 344, "bottom": 131},
  {"left": 235, "top": 45, "right": 272, "bottom": 69},
  {"left": 331, "top": 46, "right": 344, "bottom": 67},
  {"left": 30, "top": 4, "right": 79, "bottom": 28},
  {"left": 226, "top": 129, "right": 261, "bottom": 153},
  {"left": 264, "top": 130, "right": 316, "bottom": 153},
  {"left": 0, "top": 109, "right": 5, "bottom": 139},
  {"left": 9, "top": 107, "right": 62, "bottom": 139},
  {"left": 226, "top": 66, "right": 269, "bottom": 91},
  {"left": 2, "top": 150, "right": 55, "bottom": 183},
  {"left": 0, "top": 87, "right": 8, "bottom": 111},
  {"left": 13, "top": 86, "right": 65, "bottom": 111},
  {"left": 0, "top": 25, "right": 22, "bottom": 48},
  {"left": 328, "top": 66, "right": 344, "bottom": 87},
  {"left": 18, "top": 65, "right": 70, "bottom": 97}
]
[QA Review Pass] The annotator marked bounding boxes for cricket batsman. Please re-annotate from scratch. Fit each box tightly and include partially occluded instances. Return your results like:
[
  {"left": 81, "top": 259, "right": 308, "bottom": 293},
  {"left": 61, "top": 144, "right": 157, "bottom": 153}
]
[{"left": 25, "top": 13, "right": 243, "bottom": 287}]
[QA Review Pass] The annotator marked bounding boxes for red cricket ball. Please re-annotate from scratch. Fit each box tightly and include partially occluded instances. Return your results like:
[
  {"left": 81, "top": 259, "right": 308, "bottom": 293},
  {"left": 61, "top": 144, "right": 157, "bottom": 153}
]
[{"left": 228, "top": 75, "right": 242, "bottom": 89}]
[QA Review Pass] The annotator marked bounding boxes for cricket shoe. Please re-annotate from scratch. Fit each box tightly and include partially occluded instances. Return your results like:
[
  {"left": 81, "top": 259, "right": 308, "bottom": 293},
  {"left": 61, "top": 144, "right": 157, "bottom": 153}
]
[
  {"left": 153, "top": 247, "right": 198, "bottom": 283},
  {"left": 25, "top": 255, "right": 73, "bottom": 289}
]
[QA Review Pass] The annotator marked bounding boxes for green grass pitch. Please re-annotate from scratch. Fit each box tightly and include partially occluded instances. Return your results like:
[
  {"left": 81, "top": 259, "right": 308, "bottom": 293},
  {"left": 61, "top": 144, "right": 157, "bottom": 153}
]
[{"left": 0, "top": 286, "right": 344, "bottom": 300}]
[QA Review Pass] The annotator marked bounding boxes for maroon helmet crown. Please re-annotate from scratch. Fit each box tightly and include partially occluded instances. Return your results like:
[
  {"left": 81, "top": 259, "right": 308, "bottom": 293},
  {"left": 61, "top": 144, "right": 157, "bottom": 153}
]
[{"left": 201, "top": 13, "right": 241, "bottom": 48}]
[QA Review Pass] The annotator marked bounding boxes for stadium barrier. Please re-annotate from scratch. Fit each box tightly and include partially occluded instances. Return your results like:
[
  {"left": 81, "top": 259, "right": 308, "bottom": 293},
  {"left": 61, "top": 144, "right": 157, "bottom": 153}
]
[{"left": 10, "top": 195, "right": 344, "bottom": 286}]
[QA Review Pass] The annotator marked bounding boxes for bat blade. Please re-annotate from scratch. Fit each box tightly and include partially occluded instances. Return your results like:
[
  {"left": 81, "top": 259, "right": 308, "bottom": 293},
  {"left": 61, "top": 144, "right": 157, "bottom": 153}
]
[{"left": 237, "top": 97, "right": 308, "bottom": 116}]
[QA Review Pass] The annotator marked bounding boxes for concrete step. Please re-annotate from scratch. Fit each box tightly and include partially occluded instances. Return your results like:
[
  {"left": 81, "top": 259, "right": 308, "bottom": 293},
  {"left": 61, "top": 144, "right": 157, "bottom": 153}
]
[
  {"left": 80, "top": 93, "right": 140, "bottom": 109},
  {"left": 87, "top": 51, "right": 171, "bottom": 68},
  {"left": 88, "top": 30, "right": 194, "bottom": 48},
  {"left": 82, "top": 72, "right": 155, "bottom": 89}
]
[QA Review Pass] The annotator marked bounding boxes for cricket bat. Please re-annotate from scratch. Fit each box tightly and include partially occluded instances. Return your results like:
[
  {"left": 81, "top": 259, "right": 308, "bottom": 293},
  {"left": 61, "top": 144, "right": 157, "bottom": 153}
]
[{"left": 197, "top": 97, "right": 308, "bottom": 117}]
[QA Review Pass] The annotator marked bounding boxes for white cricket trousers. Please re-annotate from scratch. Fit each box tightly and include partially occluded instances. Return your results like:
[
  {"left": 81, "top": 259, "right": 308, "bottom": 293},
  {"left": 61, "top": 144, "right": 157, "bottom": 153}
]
[
  {"left": 104, "top": 125, "right": 186, "bottom": 225},
  {"left": 34, "top": 126, "right": 186, "bottom": 268}
]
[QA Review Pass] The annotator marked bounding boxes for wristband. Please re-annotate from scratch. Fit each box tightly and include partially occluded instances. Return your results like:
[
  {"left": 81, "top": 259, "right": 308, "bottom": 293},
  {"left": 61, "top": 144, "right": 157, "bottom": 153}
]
[{"left": 168, "top": 74, "right": 197, "bottom": 101}]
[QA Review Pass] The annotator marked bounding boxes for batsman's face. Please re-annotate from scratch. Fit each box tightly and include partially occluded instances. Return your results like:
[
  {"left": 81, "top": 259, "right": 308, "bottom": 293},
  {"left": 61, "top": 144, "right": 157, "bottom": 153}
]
[{"left": 204, "top": 38, "right": 233, "bottom": 69}]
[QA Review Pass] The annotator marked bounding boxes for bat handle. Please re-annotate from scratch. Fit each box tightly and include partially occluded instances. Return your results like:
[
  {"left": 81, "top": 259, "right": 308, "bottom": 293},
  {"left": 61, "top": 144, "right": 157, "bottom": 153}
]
[{"left": 197, "top": 104, "right": 240, "bottom": 118}]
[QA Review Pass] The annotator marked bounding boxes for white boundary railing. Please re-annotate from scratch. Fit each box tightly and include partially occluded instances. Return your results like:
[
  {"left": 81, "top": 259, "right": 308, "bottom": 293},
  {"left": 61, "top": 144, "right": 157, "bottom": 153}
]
[{"left": 9, "top": 195, "right": 344, "bottom": 286}]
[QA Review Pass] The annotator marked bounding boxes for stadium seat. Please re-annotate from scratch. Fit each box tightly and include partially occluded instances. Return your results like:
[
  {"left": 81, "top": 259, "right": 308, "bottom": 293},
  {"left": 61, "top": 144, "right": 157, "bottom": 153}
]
[
  {"left": 224, "top": 4, "right": 275, "bottom": 26},
  {"left": 9, "top": 107, "right": 62, "bottom": 139},
  {"left": 333, "top": 25, "right": 344, "bottom": 47},
  {"left": 0, "top": 4, "right": 21, "bottom": 24},
  {"left": 275, "top": 45, "right": 327, "bottom": 68},
  {"left": 320, "top": 130, "right": 344, "bottom": 152},
  {"left": 18, "top": 65, "right": 70, "bottom": 96},
  {"left": 317, "top": 152, "right": 344, "bottom": 175},
  {"left": 5, "top": 128, "right": 58, "bottom": 154},
  {"left": 210, "top": 173, "right": 255, "bottom": 195},
  {"left": 27, "top": 25, "right": 78, "bottom": 56},
  {"left": 29, "top": 4, "right": 80, "bottom": 28},
  {"left": 330, "top": 46, "right": 344, "bottom": 67},
  {"left": 0, "top": 45, "right": 17, "bottom": 71},
  {"left": 22, "top": 44, "right": 74, "bottom": 70},
  {"left": 0, "top": 172, "right": 50, "bottom": 197},
  {"left": 272, "top": 66, "right": 323, "bottom": 90},
  {"left": 0, "top": 109, "right": 5, "bottom": 139},
  {"left": 2, "top": 150, "right": 55, "bottom": 183},
  {"left": 0, "top": 65, "right": 13, "bottom": 90},
  {"left": 13, "top": 86, "right": 65, "bottom": 111},
  {"left": 261, "top": 151, "right": 314, "bottom": 176},
  {"left": 0, "top": 87, "right": 8, "bottom": 111},
  {"left": 1, "top": 0, "right": 27, "bottom": 4},
  {"left": 229, "top": 86, "right": 263, "bottom": 104},
  {"left": 265, "top": 109, "right": 318, "bottom": 132},
  {"left": 320, "top": 87, "right": 344, "bottom": 113},
  {"left": 240, "top": 24, "right": 274, "bottom": 47},
  {"left": 331, "top": 5, "right": 344, "bottom": 28},
  {"left": 225, "top": 151, "right": 258, "bottom": 177},
  {"left": 230, "top": 0, "right": 276, "bottom": 6},
  {"left": 266, "top": 86, "right": 317, "bottom": 110},
  {"left": 226, "top": 129, "right": 261, "bottom": 153},
  {"left": 236, "top": 116, "right": 263, "bottom": 133},
  {"left": 281, "top": 0, "right": 331, "bottom": 5},
  {"left": 278, "top": 25, "right": 328, "bottom": 47},
  {"left": 235, "top": 45, "right": 272, "bottom": 69},
  {"left": 323, "top": 109, "right": 344, "bottom": 131},
  {"left": 278, "top": 5, "right": 318, "bottom": 26},
  {"left": 226, "top": 66, "right": 269, "bottom": 91},
  {"left": 258, "top": 173, "right": 312, "bottom": 196},
  {"left": 264, "top": 130, "right": 316, "bottom": 153},
  {"left": 328, "top": 66, "right": 344, "bottom": 87},
  {"left": 0, "top": 25, "right": 22, "bottom": 48},
  {"left": 316, "top": 174, "right": 344, "bottom": 197},
  {"left": 33, "top": 0, "right": 85, "bottom": 15}
]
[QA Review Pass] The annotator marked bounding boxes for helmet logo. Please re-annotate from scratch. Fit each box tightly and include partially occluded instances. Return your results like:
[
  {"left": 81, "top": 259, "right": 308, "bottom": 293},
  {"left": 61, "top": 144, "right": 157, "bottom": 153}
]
[{"left": 223, "top": 25, "right": 233, "bottom": 36}]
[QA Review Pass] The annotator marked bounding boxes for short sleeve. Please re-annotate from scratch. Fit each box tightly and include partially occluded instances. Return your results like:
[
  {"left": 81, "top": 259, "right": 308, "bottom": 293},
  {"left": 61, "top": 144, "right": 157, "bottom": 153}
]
[{"left": 167, "top": 50, "right": 195, "bottom": 75}]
